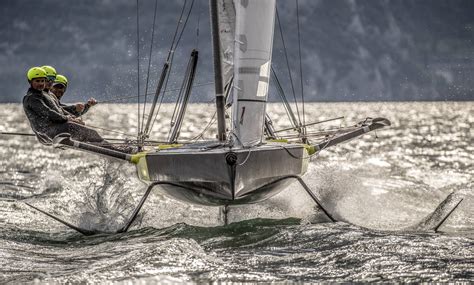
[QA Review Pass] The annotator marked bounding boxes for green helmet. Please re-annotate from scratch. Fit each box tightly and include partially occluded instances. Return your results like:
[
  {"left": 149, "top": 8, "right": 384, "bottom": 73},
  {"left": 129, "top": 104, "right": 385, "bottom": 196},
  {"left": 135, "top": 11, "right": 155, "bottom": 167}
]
[
  {"left": 54, "top": 74, "right": 68, "bottom": 87},
  {"left": 41, "top": 65, "right": 57, "bottom": 81},
  {"left": 27, "top": 67, "right": 47, "bottom": 81}
]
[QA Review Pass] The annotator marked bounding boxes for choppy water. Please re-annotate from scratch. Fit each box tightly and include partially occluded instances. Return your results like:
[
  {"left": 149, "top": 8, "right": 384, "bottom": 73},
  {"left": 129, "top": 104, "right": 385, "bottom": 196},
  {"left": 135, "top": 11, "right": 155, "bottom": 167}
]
[{"left": 0, "top": 102, "right": 473, "bottom": 283}]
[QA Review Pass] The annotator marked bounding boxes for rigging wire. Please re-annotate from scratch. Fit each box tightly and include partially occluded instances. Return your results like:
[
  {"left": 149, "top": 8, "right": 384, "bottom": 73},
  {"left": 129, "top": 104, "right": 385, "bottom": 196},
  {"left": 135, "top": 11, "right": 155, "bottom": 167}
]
[
  {"left": 140, "top": 0, "right": 159, "bottom": 136},
  {"left": 129, "top": 0, "right": 187, "bottom": 141},
  {"left": 168, "top": 49, "right": 198, "bottom": 142},
  {"left": 137, "top": 1, "right": 189, "bottom": 145},
  {"left": 191, "top": 111, "right": 217, "bottom": 141},
  {"left": 271, "top": 67, "right": 299, "bottom": 129},
  {"left": 190, "top": 98, "right": 217, "bottom": 141},
  {"left": 166, "top": 0, "right": 189, "bottom": 63},
  {"left": 276, "top": 6, "right": 302, "bottom": 127},
  {"left": 136, "top": 0, "right": 141, "bottom": 140},
  {"left": 145, "top": 0, "right": 188, "bottom": 136},
  {"left": 195, "top": 0, "right": 201, "bottom": 48},
  {"left": 98, "top": 81, "right": 214, "bottom": 103},
  {"left": 272, "top": 116, "right": 345, "bottom": 133},
  {"left": 169, "top": 57, "right": 191, "bottom": 133},
  {"left": 147, "top": 0, "right": 195, "bottom": 138},
  {"left": 296, "top": 0, "right": 306, "bottom": 138},
  {"left": 0, "top": 131, "right": 168, "bottom": 144},
  {"left": 69, "top": 121, "right": 136, "bottom": 138},
  {"left": 147, "top": 0, "right": 189, "bottom": 135},
  {"left": 162, "top": 0, "right": 195, "bottom": 130}
]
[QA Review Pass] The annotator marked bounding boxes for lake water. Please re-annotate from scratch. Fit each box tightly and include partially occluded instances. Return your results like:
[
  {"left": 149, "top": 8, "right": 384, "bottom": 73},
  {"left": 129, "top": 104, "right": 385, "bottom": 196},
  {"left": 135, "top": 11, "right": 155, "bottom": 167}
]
[{"left": 0, "top": 102, "right": 472, "bottom": 283}]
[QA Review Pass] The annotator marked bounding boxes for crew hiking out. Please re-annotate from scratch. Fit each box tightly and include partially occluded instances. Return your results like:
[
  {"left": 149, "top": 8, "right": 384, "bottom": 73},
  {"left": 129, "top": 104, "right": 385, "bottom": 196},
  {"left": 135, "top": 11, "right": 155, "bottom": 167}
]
[{"left": 22, "top": 66, "right": 106, "bottom": 144}]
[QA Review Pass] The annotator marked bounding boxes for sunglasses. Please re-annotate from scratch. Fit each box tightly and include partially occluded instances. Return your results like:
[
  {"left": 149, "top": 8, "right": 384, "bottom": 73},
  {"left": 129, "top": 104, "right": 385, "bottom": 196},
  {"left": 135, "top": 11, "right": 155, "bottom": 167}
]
[
  {"left": 47, "top": 76, "right": 56, "bottom": 82},
  {"left": 53, "top": 84, "right": 66, "bottom": 90}
]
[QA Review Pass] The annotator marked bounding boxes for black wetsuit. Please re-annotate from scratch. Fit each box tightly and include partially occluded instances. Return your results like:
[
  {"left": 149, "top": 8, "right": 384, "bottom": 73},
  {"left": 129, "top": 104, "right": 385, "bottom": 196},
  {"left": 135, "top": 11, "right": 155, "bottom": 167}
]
[
  {"left": 48, "top": 91, "right": 91, "bottom": 117},
  {"left": 22, "top": 88, "right": 103, "bottom": 143},
  {"left": 61, "top": 102, "right": 91, "bottom": 117}
]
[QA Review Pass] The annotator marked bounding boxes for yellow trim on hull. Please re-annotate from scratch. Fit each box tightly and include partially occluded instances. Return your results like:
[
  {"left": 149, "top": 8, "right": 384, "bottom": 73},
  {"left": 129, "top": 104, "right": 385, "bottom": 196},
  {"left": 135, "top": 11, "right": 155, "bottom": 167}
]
[
  {"left": 304, "top": 144, "right": 316, "bottom": 155},
  {"left": 130, "top": 144, "right": 183, "bottom": 182},
  {"left": 266, "top": 138, "right": 289, "bottom": 143},
  {"left": 130, "top": 152, "right": 147, "bottom": 164},
  {"left": 155, "top": 144, "right": 183, "bottom": 150},
  {"left": 136, "top": 155, "right": 150, "bottom": 181}
]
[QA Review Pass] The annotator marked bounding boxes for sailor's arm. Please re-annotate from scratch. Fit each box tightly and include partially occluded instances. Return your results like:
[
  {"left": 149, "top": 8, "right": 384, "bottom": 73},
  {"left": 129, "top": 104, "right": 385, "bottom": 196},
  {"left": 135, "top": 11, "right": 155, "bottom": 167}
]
[
  {"left": 60, "top": 103, "right": 81, "bottom": 117},
  {"left": 81, "top": 98, "right": 97, "bottom": 116},
  {"left": 27, "top": 96, "right": 68, "bottom": 123},
  {"left": 81, "top": 103, "right": 90, "bottom": 115},
  {"left": 61, "top": 98, "right": 96, "bottom": 117}
]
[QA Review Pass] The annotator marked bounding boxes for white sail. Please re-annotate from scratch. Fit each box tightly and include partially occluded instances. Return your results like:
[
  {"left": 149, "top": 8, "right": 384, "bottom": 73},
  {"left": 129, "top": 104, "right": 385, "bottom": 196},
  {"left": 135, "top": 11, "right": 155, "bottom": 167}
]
[
  {"left": 217, "top": 0, "right": 235, "bottom": 91},
  {"left": 231, "top": 0, "right": 276, "bottom": 146}
]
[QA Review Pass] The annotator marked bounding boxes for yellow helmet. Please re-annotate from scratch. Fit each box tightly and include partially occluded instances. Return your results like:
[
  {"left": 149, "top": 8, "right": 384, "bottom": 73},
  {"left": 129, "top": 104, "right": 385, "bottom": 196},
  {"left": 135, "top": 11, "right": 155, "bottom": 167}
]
[
  {"left": 27, "top": 67, "right": 47, "bottom": 81},
  {"left": 54, "top": 74, "right": 68, "bottom": 87},
  {"left": 41, "top": 65, "right": 57, "bottom": 81}
]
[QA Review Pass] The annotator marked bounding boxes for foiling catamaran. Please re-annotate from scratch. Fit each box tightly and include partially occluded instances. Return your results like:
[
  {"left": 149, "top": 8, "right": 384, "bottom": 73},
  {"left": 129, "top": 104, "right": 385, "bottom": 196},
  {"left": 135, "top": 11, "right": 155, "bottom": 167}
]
[{"left": 28, "top": 0, "right": 459, "bottom": 236}]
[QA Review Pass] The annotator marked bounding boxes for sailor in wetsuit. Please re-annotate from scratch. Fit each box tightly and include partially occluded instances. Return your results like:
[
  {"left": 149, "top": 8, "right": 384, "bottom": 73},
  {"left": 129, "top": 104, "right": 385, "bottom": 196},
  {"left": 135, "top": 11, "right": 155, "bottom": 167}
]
[
  {"left": 41, "top": 66, "right": 88, "bottom": 117},
  {"left": 50, "top": 74, "right": 97, "bottom": 117},
  {"left": 22, "top": 66, "right": 105, "bottom": 143},
  {"left": 41, "top": 65, "right": 56, "bottom": 94}
]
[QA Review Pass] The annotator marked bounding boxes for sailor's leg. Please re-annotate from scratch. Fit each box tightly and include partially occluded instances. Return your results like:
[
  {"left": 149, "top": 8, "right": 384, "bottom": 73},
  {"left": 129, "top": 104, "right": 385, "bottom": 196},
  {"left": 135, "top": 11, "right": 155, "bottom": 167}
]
[
  {"left": 48, "top": 122, "right": 105, "bottom": 143},
  {"left": 68, "top": 123, "right": 105, "bottom": 143},
  {"left": 46, "top": 123, "right": 71, "bottom": 139},
  {"left": 51, "top": 122, "right": 136, "bottom": 153},
  {"left": 294, "top": 176, "right": 336, "bottom": 222},
  {"left": 66, "top": 123, "right": 136, "bottom": 153}
]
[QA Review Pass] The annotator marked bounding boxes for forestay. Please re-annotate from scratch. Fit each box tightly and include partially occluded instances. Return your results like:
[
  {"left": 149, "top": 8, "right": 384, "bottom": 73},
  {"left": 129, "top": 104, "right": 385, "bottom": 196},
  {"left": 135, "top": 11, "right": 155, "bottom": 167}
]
[{"left": 218, "top": 0, "right": 276, "bottom": 147}]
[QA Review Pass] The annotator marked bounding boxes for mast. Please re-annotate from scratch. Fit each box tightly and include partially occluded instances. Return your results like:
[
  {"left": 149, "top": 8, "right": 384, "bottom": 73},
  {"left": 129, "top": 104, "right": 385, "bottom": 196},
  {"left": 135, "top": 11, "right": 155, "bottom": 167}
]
[{"left": 209, "top": 0, "right": 227, "bottom": 142}]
